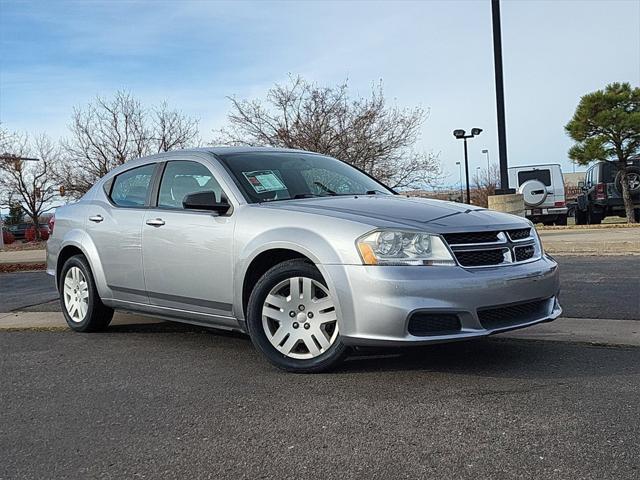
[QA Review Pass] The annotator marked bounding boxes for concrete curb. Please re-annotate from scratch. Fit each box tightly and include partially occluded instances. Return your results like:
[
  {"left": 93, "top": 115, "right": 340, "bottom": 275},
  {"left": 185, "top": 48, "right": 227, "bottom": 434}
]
[
  {"left": 499, "top": 317, "right": 640, "bottom": 347},
  {"left": 1, "top": 312, "right": 638, "bottom": 347},
  {"left": 543, "top": 242, "right": 640, "bottom": 255}
]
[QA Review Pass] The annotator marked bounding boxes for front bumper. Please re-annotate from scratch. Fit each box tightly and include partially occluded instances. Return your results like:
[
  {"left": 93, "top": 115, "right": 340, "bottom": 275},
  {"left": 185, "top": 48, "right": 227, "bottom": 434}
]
[{"left": 323, "top": 255, "right": 561, "bottom": 347}]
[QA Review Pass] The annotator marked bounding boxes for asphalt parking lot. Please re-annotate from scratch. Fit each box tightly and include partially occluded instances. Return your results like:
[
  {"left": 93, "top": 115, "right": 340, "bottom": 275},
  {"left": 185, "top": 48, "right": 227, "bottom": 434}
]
[
  {"left": 1, "top": 255, "right": 639, "bottom": 479},
  {"left": 2, "top": 332, "right": 639, "bottom": 479}
]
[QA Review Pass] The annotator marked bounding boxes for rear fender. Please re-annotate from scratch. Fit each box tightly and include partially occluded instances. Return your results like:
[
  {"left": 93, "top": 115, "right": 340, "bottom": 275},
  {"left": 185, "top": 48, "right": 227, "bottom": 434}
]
[{"left": 58, "top": 229, "right": 110, "bottom": 299}]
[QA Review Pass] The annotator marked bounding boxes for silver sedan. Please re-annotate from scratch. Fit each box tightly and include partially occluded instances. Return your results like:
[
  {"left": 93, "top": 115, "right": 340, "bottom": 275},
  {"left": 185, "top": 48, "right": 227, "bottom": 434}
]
[{"left": 47, "top": 147, "right": 561, "bottom": 372}]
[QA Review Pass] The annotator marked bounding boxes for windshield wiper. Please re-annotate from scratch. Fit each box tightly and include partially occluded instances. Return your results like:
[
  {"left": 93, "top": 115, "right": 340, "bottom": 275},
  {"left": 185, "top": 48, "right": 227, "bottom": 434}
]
[
  {"left": 293, "top": 193, "right": 325, "bottom": 199},
  {"left": 313, "top": 182, "right": 338, "bottom": 195}
]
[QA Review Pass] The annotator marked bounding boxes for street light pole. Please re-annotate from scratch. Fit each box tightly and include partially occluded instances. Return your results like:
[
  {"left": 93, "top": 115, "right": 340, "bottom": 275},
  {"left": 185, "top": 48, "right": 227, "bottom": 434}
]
[
  {"left": 455, "top": 161, "right": 463, "bottom": 202},
  {"left": 463, "top": 138, "right": 471, "bottom": 205},
  {"left": 482, "top": 149, "right": 490, "bottom": 171},
  {"left": 491, "top": 0, "right": 513, "bottom": 193},
  {"left": 453, "top": 128, "right": 483, "bottom": 205}
]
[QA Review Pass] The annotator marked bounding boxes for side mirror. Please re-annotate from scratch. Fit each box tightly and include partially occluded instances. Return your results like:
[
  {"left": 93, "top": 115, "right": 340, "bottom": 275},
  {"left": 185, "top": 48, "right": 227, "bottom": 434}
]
[{"left": 182, "top": 191, "right": 231, "bottom": 214}]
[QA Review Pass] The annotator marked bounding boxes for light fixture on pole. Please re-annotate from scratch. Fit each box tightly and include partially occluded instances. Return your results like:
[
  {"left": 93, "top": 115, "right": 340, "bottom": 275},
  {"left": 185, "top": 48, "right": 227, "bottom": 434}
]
[{"left": 453, "top": 128, "right": 483, "bottom": 205}]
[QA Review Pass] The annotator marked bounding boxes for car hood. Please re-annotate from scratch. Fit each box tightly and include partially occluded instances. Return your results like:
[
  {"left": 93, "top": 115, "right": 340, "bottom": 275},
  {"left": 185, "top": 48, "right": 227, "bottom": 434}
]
[{"left": 260, "top": 195, "right": 529, "bottom": 233}]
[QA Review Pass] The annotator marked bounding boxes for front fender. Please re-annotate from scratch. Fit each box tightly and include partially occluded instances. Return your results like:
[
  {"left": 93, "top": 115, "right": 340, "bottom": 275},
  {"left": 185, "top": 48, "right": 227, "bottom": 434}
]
[{"left": 233, "top": 227, "right": 352, "bottom": 321}]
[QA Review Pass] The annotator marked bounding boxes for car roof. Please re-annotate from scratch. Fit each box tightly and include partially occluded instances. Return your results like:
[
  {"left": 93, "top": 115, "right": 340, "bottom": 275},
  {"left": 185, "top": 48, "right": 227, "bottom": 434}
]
[
  {"left": 142, "top": 146, "right": 322, "bottom": 161},
  {"left": 97, "top": 146, "right": 326, "bottom": 181}
]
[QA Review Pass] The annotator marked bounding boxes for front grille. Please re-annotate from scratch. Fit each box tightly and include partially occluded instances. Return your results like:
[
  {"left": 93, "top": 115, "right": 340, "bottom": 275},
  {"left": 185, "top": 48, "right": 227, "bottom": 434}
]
[
  {"left": 514, "top": 245, "right": 535, "bottom": 262},
  {"left": 408, "top": 313, "right": 461, "bottom": 336},
  {"left": 443, "top": 227, "right": 539, "bottom": 268},
  {"left": 454, "top": 248, "right": 507, "bottom": 267},
  {"left": 507, "top": 228, "right": 531, "bottom": 241},
  {"left": 442, "top": 231, "right": 500, "bottom": 245},
  {"left": 478, "top": 298, "right": 551, "bottom": 330}
]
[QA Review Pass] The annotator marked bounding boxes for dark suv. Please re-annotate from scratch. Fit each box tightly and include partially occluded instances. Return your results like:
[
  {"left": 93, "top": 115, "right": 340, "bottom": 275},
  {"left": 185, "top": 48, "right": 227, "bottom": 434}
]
[{"left": 575, "top": 160, "right": 640, "bottom": 224}]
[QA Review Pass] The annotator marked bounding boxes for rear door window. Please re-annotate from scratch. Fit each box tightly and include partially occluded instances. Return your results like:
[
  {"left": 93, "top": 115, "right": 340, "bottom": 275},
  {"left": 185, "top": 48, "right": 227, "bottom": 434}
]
[
  {"left": 518, "top": 169, "right": 551, "bottom": 186},
  {"left": 110, "top": 163, "right": 156, "bottom": 207}
]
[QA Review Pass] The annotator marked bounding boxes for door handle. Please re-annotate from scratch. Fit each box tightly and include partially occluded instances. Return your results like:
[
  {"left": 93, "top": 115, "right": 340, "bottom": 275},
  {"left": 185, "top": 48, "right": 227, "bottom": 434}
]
[
  {"left": 146, "top": 218, "right": 166, "bottom": 227},
  {"left": 89, "top": 215, "right": 104, "bottom": 223}
]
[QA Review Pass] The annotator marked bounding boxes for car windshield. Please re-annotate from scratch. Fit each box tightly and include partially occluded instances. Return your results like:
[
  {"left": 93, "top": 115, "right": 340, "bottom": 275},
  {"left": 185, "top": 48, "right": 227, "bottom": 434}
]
[{"left": 216, "top": 152, "right": 394, "bottom": 203}]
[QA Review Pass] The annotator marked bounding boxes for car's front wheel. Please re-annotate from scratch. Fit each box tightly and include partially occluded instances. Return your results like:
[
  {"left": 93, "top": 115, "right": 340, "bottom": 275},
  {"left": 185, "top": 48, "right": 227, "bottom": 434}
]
[
  {"left": 246, "top": 259, "right": 348, "bottom": 373},
  {"left": 59, "top": 255, "right": 113, "bottom": 332}
]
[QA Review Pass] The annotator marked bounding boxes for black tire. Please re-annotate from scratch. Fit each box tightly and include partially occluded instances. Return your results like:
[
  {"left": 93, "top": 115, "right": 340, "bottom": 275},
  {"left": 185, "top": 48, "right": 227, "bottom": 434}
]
[
  {"left": 635, "top": 209, "right": 640, "bottom": 223},
  {"left": 555, "top": 215, "right": 568, "bottom": 226},
  {"left": 59, "top": 255, "right": 113, "bottom": 332},
  {"left": 246, "top": 259, "right": 348, "bottom": 373},
  {"left": 587, "top": 207, "right": 602, "bottom": 225},
  {"left": 542, "top": 220, "right": 554, "bottom": 226},
  {"left": 575, "top": 209, "right": 588, "bottom": 225}
]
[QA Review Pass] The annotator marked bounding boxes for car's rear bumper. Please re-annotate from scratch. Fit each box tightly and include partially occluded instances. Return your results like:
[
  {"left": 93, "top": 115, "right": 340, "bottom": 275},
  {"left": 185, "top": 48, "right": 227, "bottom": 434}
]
[
  {"left": 525, "top": 207, "right": 568, "bottom": 216},
  {"left": 323, "top": 255, "right": 561, "bottom": 347}
]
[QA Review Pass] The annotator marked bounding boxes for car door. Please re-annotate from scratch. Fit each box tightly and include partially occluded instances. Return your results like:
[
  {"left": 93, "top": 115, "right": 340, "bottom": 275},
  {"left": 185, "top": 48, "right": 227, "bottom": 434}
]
[
  {"left": 85, "top": 162, "right": 157, "bottom": 305},
  {"left": 141, "top": 159, "right": 235, "bottom": 321}
]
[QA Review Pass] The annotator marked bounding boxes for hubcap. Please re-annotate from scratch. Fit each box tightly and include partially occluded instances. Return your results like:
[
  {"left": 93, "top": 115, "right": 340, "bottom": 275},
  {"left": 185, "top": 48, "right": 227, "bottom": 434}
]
[
  {"left": 627, "top": 173, "right": 640, "bottom": 190},
  {"left": 262, "top": 276, "right": 339, "bottom": 360},
  {"left": 63, "top": 267, "right": 89, "bottom": 322}
]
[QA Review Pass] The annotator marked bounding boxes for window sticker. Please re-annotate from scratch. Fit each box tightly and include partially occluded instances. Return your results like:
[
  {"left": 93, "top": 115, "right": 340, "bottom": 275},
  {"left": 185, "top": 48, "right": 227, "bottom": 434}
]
[{"left": 242, "top": 170, "right": 287, "bottom": 193}]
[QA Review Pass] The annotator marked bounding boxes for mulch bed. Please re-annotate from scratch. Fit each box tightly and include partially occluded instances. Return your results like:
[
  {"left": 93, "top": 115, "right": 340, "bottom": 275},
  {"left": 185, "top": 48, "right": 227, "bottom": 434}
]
[{"left": 0, "top": 263, "right": 46, "bottom": 273}]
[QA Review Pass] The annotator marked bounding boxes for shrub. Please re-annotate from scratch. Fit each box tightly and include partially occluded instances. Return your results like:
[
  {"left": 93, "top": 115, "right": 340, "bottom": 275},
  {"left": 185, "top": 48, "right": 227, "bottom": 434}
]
[
  {"left": 2, "top": 230, "right": 15, "bottom": 245},
  {"left": 25, "top": 226, "right": 49, "bottom": 242},
  {"left": 25, "top": 226, "right": 37, "bottom": 242}
]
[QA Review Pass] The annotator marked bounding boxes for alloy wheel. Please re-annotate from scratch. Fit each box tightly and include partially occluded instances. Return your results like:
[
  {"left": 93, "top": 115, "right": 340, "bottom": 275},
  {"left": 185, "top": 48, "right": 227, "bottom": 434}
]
[
  {"left": 262, "top": 276, "right": 339, "bottom": 359},
  {"left": 63, "top": 266, "right": 89, "bottom": 322}
]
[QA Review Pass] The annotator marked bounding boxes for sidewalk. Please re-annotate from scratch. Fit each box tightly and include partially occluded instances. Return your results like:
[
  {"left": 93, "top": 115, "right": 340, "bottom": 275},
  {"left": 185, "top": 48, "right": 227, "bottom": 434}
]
[
  {"left": 538, "top": 227, "right": 640, "bottom": 254},
  {"left": 0, "top": 311, "right": 638, "bottom": 347},
  {"left": 0, "top": 249, "right": 46, "bottom": 265}
]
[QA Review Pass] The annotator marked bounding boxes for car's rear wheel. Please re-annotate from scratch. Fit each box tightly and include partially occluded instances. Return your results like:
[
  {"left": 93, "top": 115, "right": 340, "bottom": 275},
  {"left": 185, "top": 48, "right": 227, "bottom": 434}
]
[
  {"left": 555, "top": 215, "right": 568, "bottom": 226},
  {"left": 59, "top": 255, "right": 113, "bottom": 332},
  {"left": 246, "top": 259, "right": 348, "bottom": 373}
]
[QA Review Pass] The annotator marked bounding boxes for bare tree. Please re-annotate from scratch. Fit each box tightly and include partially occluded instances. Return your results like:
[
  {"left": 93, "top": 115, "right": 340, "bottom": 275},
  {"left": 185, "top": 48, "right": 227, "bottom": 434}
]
[
  {"left": 213, "top": 76, "right": 442, "bottom": 189},
  {"left": 472, "top": 164, "right": 500, "bottom": 208},
  {"left": 59, "top": 91, "right": 199, "bottom": 198},
  {"left": 0, "top": 133, "right": 60, "bottom": 240},
  {"left": 152, "top": 101, "right": 200, "bottom": 152}
]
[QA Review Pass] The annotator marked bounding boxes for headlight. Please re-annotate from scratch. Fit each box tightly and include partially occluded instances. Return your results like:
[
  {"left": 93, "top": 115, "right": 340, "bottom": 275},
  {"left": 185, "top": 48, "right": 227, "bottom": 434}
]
[
  {"left": 528, "top": 221, "right": 545, "bottom": 254},
  {"left": 356, "top": 230, "right": 456, "bottom": 266}
]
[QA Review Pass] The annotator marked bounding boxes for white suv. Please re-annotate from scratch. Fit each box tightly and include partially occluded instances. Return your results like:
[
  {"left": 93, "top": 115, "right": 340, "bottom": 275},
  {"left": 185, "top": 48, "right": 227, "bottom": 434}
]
[{"left": 508, "top": 164, "right": 568, "bottom": 225}]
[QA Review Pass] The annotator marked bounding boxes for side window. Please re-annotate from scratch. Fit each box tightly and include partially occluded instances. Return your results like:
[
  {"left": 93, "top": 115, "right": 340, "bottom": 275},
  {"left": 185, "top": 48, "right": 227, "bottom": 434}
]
[
  {"left": 157, "top": 161, "right": 223, "bottom": 209},
  {"left": 110, "top": 163, "right": 156, "bottom": 207}
]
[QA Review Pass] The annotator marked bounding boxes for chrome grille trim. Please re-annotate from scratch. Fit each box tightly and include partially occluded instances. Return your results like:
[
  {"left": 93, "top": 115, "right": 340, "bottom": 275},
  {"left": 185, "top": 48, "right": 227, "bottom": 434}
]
[{"left": 443, "top": 227, "right": 540, "bottom": 268}]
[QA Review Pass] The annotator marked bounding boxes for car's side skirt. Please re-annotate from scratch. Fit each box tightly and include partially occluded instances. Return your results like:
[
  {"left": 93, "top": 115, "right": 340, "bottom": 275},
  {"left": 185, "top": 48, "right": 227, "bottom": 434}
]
[{"left": 103, "top": 298, "right": 243, "bottom": 332}]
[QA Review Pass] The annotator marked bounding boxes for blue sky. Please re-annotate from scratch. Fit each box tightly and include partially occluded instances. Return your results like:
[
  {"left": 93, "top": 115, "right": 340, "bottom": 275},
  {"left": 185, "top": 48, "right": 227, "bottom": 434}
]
[{"left": 1, "top": 0, "right": 639, "bottom": 184}]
